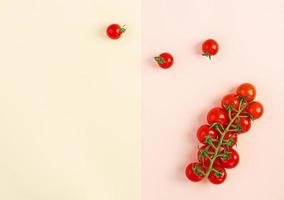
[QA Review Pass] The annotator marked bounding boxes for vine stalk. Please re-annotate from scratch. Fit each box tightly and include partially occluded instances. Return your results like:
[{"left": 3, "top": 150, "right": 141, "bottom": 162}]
[{"left": 205, "top": 98, "right": 246, "bottom": 177}]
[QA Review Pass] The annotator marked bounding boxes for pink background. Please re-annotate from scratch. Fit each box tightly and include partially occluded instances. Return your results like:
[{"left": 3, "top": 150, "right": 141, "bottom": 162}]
[{"left": 142, "top": 0, "right": 284, "bottom": 200}]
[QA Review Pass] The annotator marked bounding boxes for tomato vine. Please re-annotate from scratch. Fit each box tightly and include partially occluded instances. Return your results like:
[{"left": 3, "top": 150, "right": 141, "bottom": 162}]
[{"left": 185, "top": 83, "right": 264, "bottom": 184}]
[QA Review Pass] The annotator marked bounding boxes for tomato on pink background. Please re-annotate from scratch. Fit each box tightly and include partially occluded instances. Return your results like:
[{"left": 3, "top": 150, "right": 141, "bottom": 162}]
[{"left": 142, "top": 0, "right": 284, "bottom": 199}]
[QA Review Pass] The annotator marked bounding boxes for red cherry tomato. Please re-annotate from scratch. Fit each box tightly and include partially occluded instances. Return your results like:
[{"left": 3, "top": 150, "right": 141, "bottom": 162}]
[
  {"left": 212, "top": 158, "right": 223, "bottom": 168},
  {"left": 106, "top": 24, "right": 126, "bottom": 40},
  {"left": 220, "top": 148, "right": 239, "bottom": 169},
  {"left": 236, "top": 83, "right": 256, "bottom": 102},
  {"left": 234, "top": 117, "right": 251, "bottom": 133},
  {"left": 196, "top": 125, "right": 218, "bottom": 144},
  {"left": 221, "top": 94, "right": 240, "bottom": 110},
  {"left": 197, "top": 145, "right": 216, "bottom": 167},
  {"left": 185, "top": 162, "right": 205, "bottom": 182},
  {"left": 154, "top": 52, "right": 174, "bottom": 69},
  {"left": 208, "top": 166, "right": 227, "bottom": 184},
  {"left": 202, "top": 39, "right": 219, "bottom": 60},
  {"left": 246, "top": 101, "right": 264, "bottom": 120},
  {"left": 207, "top": 107, "right": 229, "bottom": 126},
  {"left": 223, "top": 132, "right": 238, "bottom": 149}
]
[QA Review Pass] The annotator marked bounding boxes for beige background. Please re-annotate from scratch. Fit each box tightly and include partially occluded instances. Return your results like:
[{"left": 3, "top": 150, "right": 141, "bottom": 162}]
[{"left": 0, "top": 0, "right": 140, "bottom": 199}]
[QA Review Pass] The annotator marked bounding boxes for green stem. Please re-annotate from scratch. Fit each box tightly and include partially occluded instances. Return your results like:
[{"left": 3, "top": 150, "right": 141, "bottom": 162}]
[
  {"left": 214, "top": 124, "right": 223, "bottom": 134},
  {"left": 208, "top": 140, "right": 217, "bottom": 150},
  {"left": 119, "top": 25, "right": 127, "bottom": 33},
  {"left": 211, "top": 168, "right": 220, "bottom": 173},
  {"left": 228, "top": 105, "right": 232, "bottom": 121},
  {"left": 227, "top": 128, "right": 240, "bottom": 132},
  {"left": 205, "top": 101, "right": 246, "bottom": 177}
]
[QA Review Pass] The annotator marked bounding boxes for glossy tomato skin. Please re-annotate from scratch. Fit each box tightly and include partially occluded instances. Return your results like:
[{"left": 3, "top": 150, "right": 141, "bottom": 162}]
[
  {"left": 185, "top": 162, "right": 205, "bottom": 182},
  {"left": 246, "top": 101, "right": 264, "bottom": 120},
  {"left": 221, "top": 94, "right": 240, "bottom": 110},
  {"left": 207, "top": 107, "right": 229, "bottom": 126},
  {"left": 154, "top": 52, "right": 174, "bottom": 69},
  {"left": 197, "top": 145, "right": 217, "bottom": 167},
  {"left": 234, "top": 117, "right": 251, "bottom": 133},
  {"left": 223, "top": 132, "right": 238, "bottom": 149},
  {"left": 196, "top": 124, "right": 218, "bottom": 144},
  {"left": 106, "top": 24, "right": 124, "bottom": 39},
  {"left": 220, "top": 148, "right": 239, "bottom": 169},
  {"left": 212, "top": 158, "right": 223, "bottom": 168},
  {"left": 236, "top": 83, "right": 256, "bottom": 102},
  {"left": 208, "top": 166, "right": 227, "bottom": 184},
  {"left": 202, "top": 39, "right": 219, "bottom": 56}
]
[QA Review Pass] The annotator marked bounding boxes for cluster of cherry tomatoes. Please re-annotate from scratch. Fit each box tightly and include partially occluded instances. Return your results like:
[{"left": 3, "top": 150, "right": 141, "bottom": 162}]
[
  {"left": 185, "top": 83, "right": 264, "bottom": 184},
  {"left": 106, "top": 23, "right": 218, "bottom": 68}
]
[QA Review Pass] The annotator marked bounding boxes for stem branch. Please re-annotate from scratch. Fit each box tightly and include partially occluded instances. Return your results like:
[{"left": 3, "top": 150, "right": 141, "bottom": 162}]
[{"left": 205, "top": 101, "right": 246, "bottom": 177}]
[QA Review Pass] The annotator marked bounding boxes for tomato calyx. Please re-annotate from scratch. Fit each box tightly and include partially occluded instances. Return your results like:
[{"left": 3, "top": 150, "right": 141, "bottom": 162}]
[
  {"left": 202, "top": 52, "right": 212, "bottom": 60},
  {"left": 192, "top": 163, "right": 206, "bottom": 176},
  {"left": 204, "top": 135, "right": 218, "bottom": 145},
  {"left": 154, "top": 56, "right": 166, "bottom": 64},
  {"left": 211, "top": 168, "right": 223, "bottom": 177},
  {"left": 198, "top": 145, "right": 215, "bottom": 163},
  {"left": 218, "top": 149, "right": 232, "bottom": 160},
  {"left": 119, "top": 25, "right": 127, "bottom": 34},
  {"left": 222, "top": 137, "right": 237, "bottom": 149},
  {"left": 210, "top": 122, "right": 224, "bottom": 131}
]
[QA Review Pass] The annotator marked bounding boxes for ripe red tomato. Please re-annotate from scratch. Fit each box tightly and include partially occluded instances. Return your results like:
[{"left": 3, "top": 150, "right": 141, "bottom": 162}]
[
  {"left": 220, "top": 148, "right": 239, "bottom": 169},
  {"left": 202, "top": 39, "right": 219, "bottom": 60},
  {"left": 236, "top": 83, "right": 256, "bottom": 102},
  {"left": 212, "top": 158, "right": 223, "bottom": 168},
  {"left": 223, "top": 132, "right": 238, "bottom": 149},
  {"left": 207, "top": 107, "right": 229, "bottom": 126},
  {"left": 246, "top": 101, "right": 264, "bottom": 120},
  {"left": 106, "top": 24, "right": 126, "bottom": 40},
  {"left": 221, "top": 94, "right": 240, "bottom": 110},
  {"left": 185, "top": 162, "right": 205, "bottom": 182},
  {"left": 154, "top": 52, "right": 174, "bottom": 69},
  {"left": 197, "top": 145, "right": 216, "bottom": 167},
  {"left": 208, "top": 166, "right": 227, "bottom": 184},
  {"left": 234, "top": 117, "right": 251, "bottom": 133},
  {"left": 196, "top": 125, "right": 218, "bottom": 144}
]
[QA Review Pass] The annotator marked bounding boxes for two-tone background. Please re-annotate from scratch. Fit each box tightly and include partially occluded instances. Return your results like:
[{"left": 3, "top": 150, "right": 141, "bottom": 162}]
[{"left": 0, "top": 0, "right": 284, "bottom": 200}]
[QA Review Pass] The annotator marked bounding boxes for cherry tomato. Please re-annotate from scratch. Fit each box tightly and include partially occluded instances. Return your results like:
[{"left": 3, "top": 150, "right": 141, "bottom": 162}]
[
  {"left": 212, "top": 158, "right": 223, "bottom": 168},
  {"left": 197, "top": 145, "right": 216, "bottom": 167},
  {"left": 234, "top": 117, "right": 251, "bottom": 133},
  {"left": 202, "top": 39, "right": 219, "bottom": 60},
  {"left": 196, "top": 125, "right": 218, "bottom": 144},
  {"left": 154, "top": 52, "right": 174, "bottom": 69},
  {"left": 207, "top": 107, "right": 229, "bottom": 126},
  {"left": 185, "top": 162, "right": 205, "bottom": 182},
  {"left": 208, "top": 166, "right": 227, "bottom": 184},
  {"left": 236, "top": 83, "right": 256, "bottom": 102},
  {"left": 221, "top": 94, "right": 240, "bottom": 110},
  {"left": 106, "top": 24, "right": 126, "bottom": 40},
  {"left": 220, "top": 148, "right": 239, "bottom": 169},
  {"left": 246, "top": 101, "right": 264, "bottom": 120},
  {"left": 223, "top": 132, "right": 238, "bottom": 149}
]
